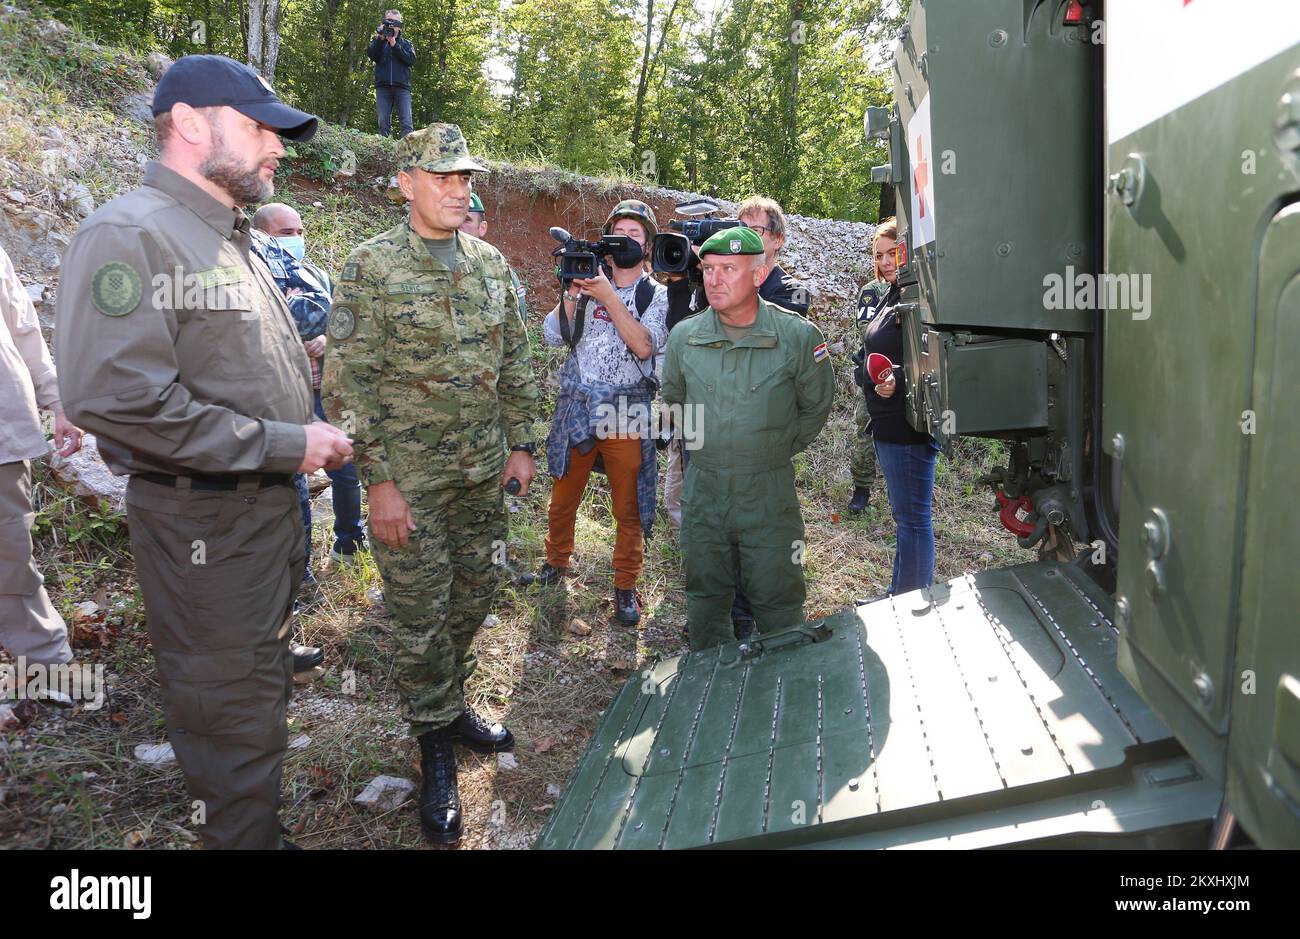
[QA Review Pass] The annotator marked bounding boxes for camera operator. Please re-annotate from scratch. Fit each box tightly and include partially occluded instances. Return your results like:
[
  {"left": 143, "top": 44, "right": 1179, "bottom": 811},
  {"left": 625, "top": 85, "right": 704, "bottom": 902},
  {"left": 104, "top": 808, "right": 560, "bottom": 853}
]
[
  {"left": 737, "top": 195, "right": 810, "bottom": 317},
  {"left": 519, "top": 200, "right": 668, "bottom": 627},
  {"left": 368, "top": 9, "right": 416, "bottom": 139}
]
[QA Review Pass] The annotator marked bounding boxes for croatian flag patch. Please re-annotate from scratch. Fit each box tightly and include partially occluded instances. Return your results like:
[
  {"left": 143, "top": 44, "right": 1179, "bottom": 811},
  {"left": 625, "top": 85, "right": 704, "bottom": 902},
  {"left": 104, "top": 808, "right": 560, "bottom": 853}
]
[{"left": 812, "top": 342, "right": 828, "bottom": 363}]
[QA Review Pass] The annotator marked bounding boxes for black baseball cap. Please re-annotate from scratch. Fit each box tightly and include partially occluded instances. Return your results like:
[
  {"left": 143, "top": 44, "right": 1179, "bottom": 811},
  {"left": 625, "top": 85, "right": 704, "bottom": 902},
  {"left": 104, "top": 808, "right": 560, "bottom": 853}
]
[{"left": 151, "top": 55, "right": 318, "bottom": 141}]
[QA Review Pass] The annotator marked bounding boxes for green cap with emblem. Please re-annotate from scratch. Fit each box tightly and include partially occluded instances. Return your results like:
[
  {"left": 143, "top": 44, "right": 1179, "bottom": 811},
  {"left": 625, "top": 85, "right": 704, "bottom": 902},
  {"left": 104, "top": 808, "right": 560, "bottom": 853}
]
[
  {"left": 603, "top": 199, "right": 658, "bottom": 238},
  {"left": 396, "top": 123, "right": 489, "bottom": 174},
  {"left": 699, "top": 226, "right": 764, "bottom": 257},
  {"left": 468, "top": 191, "right": 485, "bottom": 213}
]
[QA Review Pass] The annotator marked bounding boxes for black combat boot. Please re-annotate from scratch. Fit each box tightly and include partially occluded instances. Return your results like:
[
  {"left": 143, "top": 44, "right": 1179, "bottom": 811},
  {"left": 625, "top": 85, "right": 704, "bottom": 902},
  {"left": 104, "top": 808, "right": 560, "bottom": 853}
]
[
  {"left": 614, "top": 588, "right": 641, "bottom": 625},
  {"left": 417, "top": 729, "right": 462, "bottom": 845},
  {"left": 291, "top": 643, "right": 324, "bottom": 673},
  {"left": 517, "top": 562, "right": 565, "bottom": 587},
  {"left": 447, "top": 707, "right": 514, "bottom": 753},
  {"left": 847, "top": 486, "right": 871, "bottom": 515},
  {"left": 732, "top": 615, "right": 756, "bottom": 642}
]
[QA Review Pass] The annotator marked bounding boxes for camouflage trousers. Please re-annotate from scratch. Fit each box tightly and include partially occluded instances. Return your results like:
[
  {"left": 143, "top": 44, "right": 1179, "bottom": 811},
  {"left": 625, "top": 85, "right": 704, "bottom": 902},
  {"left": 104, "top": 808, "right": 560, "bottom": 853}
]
[
  {"left": 850, "top": 398, "right": 878, "bottom": 490},
  {"left": 372, "top": 476, "right": 505, "bottom": 736}
]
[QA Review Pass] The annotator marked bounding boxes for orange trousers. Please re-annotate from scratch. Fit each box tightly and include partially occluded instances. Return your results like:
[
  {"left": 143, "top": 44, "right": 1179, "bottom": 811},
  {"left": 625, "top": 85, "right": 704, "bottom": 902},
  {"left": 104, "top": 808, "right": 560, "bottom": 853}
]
[{"left": 544, "top": 437, "right": 644, "bottom": 589}]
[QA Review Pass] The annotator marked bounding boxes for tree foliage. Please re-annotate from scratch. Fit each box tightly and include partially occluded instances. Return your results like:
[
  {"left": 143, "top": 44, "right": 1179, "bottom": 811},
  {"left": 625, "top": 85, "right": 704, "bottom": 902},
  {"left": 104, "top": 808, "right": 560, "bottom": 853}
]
[{"left": 43, "top": 0, "right": 909, "bottom": 219}]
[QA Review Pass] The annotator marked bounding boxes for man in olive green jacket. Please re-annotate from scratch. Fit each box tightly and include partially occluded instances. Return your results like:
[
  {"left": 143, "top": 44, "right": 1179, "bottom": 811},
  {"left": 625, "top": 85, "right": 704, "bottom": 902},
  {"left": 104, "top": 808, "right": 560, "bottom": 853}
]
[{"left": 661, "top": 227, "right": 834, "bottom": 651}]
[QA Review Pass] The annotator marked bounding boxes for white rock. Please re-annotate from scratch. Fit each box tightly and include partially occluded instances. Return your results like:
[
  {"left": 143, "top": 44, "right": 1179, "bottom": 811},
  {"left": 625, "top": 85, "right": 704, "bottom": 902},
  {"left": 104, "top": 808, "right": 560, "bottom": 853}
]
[
  {"left": 354, "top": 775, "right": 415, "bottom": 812},
  {"left": 4, "top": 190, "right": 26, "bottom": 204},
  {"left": 134, "top": 742, "right": 176, "bottom": 765},
  {"left": 73, "top": 600, "right": 99, "bottom": 620},
  {"left": 546, "top": 783, "right": 561, "bottom": 797},
  {"left": 497, "top": 752, "right": 518, "bottom": 771},
  {"left": 48, "top": 433, "right": 127, "bottom": 516},
  {"left": 482, "top": 614, "right": 501, "bottom": 628},
  {"left": 26, "top": 283, "right": 45, "bottom": 305},
  {"left": 288, "top": 734, "right": 311, "bottom": 750},
  {"left": 0, "top": 704, "right": 19, "bottom": 731}
]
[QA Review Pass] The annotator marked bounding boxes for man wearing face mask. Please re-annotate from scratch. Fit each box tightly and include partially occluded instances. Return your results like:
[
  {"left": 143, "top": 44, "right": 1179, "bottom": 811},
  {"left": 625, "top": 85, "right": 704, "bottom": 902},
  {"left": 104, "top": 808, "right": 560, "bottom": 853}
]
[
  {"left": 518, "top": 200, "right": 668, "bottom": 629},
  {"left": 252, "top": 204, "right": 367, "bottom": 591}
]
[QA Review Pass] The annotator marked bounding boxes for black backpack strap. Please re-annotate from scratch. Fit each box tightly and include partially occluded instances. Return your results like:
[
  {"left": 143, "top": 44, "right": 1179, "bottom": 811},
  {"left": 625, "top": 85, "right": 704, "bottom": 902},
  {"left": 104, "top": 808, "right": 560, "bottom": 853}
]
[
  {"left": 634, "top": 277, "right": 655, "bottom": 323},
  {"left": 627, "top": 275, "right": 659, "bottom": 394}
]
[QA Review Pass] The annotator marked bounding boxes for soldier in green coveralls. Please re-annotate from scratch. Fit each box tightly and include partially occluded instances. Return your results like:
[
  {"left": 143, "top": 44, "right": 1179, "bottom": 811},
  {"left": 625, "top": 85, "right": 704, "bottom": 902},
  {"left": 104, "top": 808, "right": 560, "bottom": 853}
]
[
  {"left": 322, "top": 123, "right": 540, "bottom": 844},
  {"left": 661, "top": 227, "right": 835, "bottom": 651}
]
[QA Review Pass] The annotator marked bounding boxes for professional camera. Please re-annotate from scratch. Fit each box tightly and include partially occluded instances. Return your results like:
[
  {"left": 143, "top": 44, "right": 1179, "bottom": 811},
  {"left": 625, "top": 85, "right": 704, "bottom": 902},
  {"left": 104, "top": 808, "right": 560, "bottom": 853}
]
[
  {"left": 650, "top": 218, "right": 748, "bottom": 276},
  {"left": 378, "top": 18, "right": 400, "bottom": 38},
  {"left": 548, "top": 227, "right": 643, "bottom": 283}
]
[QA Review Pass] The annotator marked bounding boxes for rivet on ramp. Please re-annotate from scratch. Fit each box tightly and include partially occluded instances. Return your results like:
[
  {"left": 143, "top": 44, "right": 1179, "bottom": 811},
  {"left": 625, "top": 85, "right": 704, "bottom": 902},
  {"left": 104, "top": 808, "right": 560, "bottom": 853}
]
[
  {"left": 848, "top": 778, "right": 859, "bottom": 791},
  {"left": 1021, "top": 745, "right": 1033, "bottom": 756}
]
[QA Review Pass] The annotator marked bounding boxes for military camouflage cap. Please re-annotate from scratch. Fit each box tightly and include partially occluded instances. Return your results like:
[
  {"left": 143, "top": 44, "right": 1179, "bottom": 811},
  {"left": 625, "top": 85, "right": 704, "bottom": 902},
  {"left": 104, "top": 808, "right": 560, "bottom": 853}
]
[
  {"left": 396, "top": 123, "right": 489, "bottom": 174},
  {"left": 468, "top": 191, "right": 485, "bottom": 213},
  {"left": 699, "top": 226, "right": 765, "bottom": 256},
  {"left": 603, "top": 199, "right": 658, "bottom": 238}
]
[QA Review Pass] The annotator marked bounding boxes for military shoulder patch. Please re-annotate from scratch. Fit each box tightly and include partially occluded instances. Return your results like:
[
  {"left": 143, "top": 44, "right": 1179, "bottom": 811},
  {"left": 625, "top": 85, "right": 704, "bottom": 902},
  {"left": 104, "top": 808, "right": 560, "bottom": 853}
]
[
  {"left": 328, "top": 304, "right": 356, "bottom": 340},
  {"left": 91, "top": 261, "right": 143, "bottom": 317},
  {"left": 812, "top": 341, "right": 829, "bottom": 363},
  {"left": 341, "top": 261, "right": 361, "bottom": 283}
]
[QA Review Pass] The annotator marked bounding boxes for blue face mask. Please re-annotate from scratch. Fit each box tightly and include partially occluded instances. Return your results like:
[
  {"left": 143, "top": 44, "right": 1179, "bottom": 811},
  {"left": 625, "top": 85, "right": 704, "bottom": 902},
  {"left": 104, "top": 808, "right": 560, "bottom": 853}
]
[{"left": 276, "top": 235, "right": 306, "bottom": 261}]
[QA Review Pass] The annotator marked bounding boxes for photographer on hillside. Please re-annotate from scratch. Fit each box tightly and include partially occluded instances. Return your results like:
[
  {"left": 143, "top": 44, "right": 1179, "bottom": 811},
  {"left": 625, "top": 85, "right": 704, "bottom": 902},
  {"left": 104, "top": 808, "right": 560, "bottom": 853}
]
[{"left": 367, "top": 9, "right": 416, "bottom": 139}]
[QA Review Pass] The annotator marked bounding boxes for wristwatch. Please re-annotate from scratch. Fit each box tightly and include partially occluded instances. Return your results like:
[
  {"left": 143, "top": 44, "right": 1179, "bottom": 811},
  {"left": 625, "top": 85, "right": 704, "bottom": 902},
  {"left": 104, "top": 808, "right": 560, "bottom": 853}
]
[{"left": 510, "top": 443, "right": 536, "bottom": 455}]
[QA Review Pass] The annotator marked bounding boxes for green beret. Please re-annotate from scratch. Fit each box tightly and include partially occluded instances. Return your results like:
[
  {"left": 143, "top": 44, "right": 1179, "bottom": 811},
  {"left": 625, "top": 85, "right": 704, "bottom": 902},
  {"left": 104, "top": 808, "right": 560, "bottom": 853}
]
[
  {"left": 699, "top": 226, "right": 765, "bottom": 256},
  {"left": 468, "top": 191, "right": 485, "bottom": 213}
]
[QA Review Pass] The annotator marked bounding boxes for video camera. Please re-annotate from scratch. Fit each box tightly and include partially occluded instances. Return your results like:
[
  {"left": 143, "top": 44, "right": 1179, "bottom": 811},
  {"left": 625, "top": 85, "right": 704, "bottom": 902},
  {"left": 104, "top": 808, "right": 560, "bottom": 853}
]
[
  {"left": 378, "top": 18, "right": 401, "bottom": 38},
  {"left": 548, "top": 227, "right": 643, "bottom": 283},
  {"left": 650, "top": 218, "right": 747, "bottom": 275}
]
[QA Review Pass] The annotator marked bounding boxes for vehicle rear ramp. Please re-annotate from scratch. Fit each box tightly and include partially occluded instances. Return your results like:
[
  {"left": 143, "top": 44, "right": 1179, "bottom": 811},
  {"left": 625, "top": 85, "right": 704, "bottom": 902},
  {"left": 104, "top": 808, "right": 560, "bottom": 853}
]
[{"left": 536, "top": 563, "right": 1221, "bottom": 849}]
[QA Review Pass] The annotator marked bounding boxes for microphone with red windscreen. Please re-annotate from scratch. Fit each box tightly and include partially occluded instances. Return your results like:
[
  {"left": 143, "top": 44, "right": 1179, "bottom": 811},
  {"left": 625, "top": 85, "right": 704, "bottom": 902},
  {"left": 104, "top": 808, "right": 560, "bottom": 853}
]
[{"left": 866, "top": 352, "right": 896, "bottom": 385}]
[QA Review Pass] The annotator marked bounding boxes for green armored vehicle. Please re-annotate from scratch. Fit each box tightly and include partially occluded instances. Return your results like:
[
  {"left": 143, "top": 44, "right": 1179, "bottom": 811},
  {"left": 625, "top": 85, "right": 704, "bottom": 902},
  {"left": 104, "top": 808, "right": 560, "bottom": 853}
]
[{"left": 538, "top": 0, "right": 1300, "bottom": 849}]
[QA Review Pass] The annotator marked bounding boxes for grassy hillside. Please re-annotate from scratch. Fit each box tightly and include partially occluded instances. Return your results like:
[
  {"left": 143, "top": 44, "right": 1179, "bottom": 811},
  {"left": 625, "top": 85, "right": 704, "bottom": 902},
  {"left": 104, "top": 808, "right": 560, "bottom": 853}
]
[{"left": 0, "top": 7, "right": 1031, "bottom": 849}]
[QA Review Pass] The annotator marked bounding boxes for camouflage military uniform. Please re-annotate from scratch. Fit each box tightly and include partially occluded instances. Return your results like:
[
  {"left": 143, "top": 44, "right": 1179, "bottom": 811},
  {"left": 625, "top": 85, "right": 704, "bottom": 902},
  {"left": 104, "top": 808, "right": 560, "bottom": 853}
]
[
  {"left": 851, "top": 279, "right": 892, "bottom": 489},
  {"left": 322, "top": 186, "right": 537, "bottom": 736}
]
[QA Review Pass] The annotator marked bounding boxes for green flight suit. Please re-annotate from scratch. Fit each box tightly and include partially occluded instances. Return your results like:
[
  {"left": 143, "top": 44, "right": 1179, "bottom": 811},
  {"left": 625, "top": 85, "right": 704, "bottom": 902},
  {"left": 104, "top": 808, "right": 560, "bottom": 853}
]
[{"left": 661, "top": 299, "right": 835, "bottom": 650}]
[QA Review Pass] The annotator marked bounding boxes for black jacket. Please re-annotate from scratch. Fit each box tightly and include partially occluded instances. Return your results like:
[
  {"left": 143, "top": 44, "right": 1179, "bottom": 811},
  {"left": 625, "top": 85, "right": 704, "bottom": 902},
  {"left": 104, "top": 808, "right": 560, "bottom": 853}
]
[
  {"left": 367, "top": 35, "right": 416, "bottom": 89},
  {"left": 860, "top": 282, "right": 932, "bottom": 445},
  {"left": 759, "top": 263, "right": 810, "bottom": 317}
]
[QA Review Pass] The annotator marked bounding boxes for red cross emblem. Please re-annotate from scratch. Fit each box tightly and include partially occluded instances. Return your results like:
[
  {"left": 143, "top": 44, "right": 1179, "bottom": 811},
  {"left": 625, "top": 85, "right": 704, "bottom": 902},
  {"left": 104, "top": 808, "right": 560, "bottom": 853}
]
[{"left": 913, "top": 133, "right": 930, "bottom": 219}]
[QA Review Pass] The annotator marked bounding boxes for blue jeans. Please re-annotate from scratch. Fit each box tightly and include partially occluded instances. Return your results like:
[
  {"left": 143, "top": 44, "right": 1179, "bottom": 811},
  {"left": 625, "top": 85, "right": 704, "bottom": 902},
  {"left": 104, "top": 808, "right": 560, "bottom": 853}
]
[
  {"left": 873, "top": 438, "right": 939, "bottom": 596},
  {"left": 294, "top": 391, "right": 366, "bottom": 572},
  {"left": 376, "top": 85, "right": 413, "bottom": 138}
]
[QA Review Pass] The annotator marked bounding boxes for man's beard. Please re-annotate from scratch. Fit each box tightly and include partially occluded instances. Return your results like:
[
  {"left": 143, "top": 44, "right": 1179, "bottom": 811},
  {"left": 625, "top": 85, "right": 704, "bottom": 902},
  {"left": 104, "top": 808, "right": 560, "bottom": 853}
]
[{"left": 199, "top": 123, "right": 272, "bottom": 206}]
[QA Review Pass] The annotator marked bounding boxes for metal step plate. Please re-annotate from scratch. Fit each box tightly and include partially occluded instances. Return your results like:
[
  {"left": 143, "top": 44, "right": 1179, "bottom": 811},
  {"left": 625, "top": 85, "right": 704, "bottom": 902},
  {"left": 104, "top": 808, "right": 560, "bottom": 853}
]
[{"left": 536, "top": 562, "right": 1198, "bottom": 850}]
